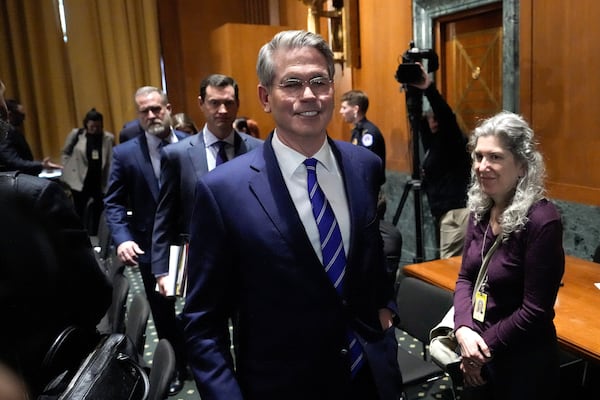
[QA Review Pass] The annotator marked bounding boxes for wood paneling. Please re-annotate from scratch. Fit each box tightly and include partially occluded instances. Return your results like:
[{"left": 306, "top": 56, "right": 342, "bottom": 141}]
[
  {"left": 440, "top": 6, "right": 503, "bottom": 133},
  {"left": 520, "top": 0, "right": 600, "bottom": 205},
  {"left": 209, "top": 23, "right": 293, "bottom": 137}
]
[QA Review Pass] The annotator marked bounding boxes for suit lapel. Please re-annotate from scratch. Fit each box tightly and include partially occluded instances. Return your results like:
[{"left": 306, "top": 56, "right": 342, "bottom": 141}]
[
  {"left": 247, "top": 137, "right": 317, "bottom": 261},
  {"left": 186, "top": 134, "right": 209, "bottom": 181},
  {"left": 327, "top": 139, "right": 371, "bottom": 268}
]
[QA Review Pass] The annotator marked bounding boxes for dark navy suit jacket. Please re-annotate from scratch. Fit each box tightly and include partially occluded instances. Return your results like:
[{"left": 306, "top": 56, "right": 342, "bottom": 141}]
[
  {"left": 181, "top": 133, "right": 401, "bottom": 400},
  {"left": 103, "top": 131, "right": 188, "bottom": 263},
  {"left": 151, "top": 131, "right": 262, "bottom": 275}
]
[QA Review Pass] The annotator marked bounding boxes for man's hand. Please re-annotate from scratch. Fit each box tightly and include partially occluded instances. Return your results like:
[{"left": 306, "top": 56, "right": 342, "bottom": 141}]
[
  {"left": 117, "top": 240, "right": 144, "bottom": 266},
  {"left": 156, "top": 275, "right": 170, "bottom": 296},
  {"left": 378, "top": 308, "right": 395, "bottom": 330},
  {"left": 407, "top": 62, "right": 432, "bottom": 90},
  {"left": 42, "top": 157, "right": 63, "bottom": 170}
]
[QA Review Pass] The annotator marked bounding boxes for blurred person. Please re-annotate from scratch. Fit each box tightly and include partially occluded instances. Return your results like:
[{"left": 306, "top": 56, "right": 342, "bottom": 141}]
[
  {"left": 181, "top": 30, "right": 402, "bottom": 400},
  {"left": 0, "top": 96, "right": 62, "bottom": 175},
  {"left": 173, "top": 112, "right": 199, "bottom": 135},
  {"left": 152, "top": 74, "right": 262, "bottom": 300},
  {"left": 103, "top": 86, "right": 189, "bottom": 395},
  {"left": 339, "top": 90, "right": 386, "bottom": 167},
  {"left": 454, "top": 111, "right": 564, "bottom": 400},
  {"left": 246, "top": 118, "right": 260, "bottom": 138},
  {"left": 61, "top": 108, "right": 114, "bottom": 233},
  {"left": 0, "top": 84, "right": 111, "bottom": 395},
  {"left": 118, "top": 118, "right": 143, "bottom": 144},
  {"left": 234, "top": 116, "right": 261, "bottom": 138},
  {"left": 409, "top": 63, "right": 471, "bottom": 258}
]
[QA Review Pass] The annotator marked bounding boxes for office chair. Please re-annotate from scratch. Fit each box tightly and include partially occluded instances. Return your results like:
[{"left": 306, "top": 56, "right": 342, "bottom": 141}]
[
  {"left": 97, "top": 272, "right": 129, "bottom": 334},
  {"left": 148, "top": 339, "right": 176, "bottom": 400},
  {"left": 395, "top": 277, "right": 455, "bottom": 395},
  {"left": 125, "top": 293, "right": 151, "bottom": 360}
]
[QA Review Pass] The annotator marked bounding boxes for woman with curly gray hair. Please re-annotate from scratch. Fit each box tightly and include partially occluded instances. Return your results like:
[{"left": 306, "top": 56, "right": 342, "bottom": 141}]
[{"left": 453, "top": 111, "right": 564, "bottom": 400}]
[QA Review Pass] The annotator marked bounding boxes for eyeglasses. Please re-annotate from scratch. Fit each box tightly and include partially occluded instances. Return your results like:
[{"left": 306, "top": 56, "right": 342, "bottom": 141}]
[
  {"left": 277, "top": 77, "right": 333, "bottom": 96},
  {"left": 138, "top": 105, "right": 164, "bottom": 115}
]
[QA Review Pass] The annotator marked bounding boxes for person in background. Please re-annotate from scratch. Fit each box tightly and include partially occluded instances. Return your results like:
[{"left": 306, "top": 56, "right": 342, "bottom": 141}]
[
  {"left": 339, "top": 90, "right": 386, "bottom": 167},
  {"left": 0, "top": 79, "right": 111, "bottom": 397},
  {"left": 339, "top": 90, "right": 387, "bottom": 218},
  {"left": 103, "top": 86, "right": 189, "bottom": 395},
  {"left": 454, "top": 111, "right": 564, "bottom": 400},
  {"left": 234, "top": 116, "right": 261, "bottom": 138},
  {"left": 246, "top": 118, "right": 260, "bottom": 138},
  {"left": 0, "top": 94, "right": 62, "bottom": 175},
  {"left": 173, "top": 112, "right": 199, "bottom": 135},
  {"left": 409, "top": 63, "right": 471, "bottom": 258},
  {"left": 118, "top": 118, "right": 143, "bottom": 144},
  {"left": 60, "top": 108, "right": 114, "bottom": 234},
  {"left": 181, "top": 30, "right": 402, "bottom": 400},
  {"left": 152, "top": 74, "right": 262, "bottom": 298}
]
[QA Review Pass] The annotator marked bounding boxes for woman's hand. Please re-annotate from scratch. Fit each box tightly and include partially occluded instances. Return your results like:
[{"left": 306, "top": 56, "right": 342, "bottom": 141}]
[{"left": 455, "top": 326, "right": 492, "bottom": 386}]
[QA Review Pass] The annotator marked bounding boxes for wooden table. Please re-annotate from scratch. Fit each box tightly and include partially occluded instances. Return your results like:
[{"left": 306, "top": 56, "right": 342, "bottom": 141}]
[{"left": 403, "top": 255, "right": 600, "bottom": 362}]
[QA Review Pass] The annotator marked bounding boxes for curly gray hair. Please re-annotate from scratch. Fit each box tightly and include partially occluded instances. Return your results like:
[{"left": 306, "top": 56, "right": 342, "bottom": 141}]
[{"left": 467, "top": 111, "right": 546, "bottom": 239}]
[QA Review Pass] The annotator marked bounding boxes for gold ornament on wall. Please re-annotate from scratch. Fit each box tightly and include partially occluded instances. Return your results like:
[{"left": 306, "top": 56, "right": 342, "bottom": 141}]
[{"left": 298, "top": 0, "right": 360, "bottom": 68}]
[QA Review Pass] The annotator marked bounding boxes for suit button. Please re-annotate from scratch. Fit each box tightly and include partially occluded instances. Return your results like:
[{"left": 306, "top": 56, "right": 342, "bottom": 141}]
[
  {"left": 340, "top": 348, "right": 349, "bottom": 356},
  {"left": 341, "top": 299, "right": 348, "bottom": 307}
]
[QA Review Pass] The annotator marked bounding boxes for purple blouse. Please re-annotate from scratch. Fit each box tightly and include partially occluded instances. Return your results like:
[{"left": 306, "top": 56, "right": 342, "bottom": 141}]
[{"left": 454, "top": 199, "right": 565, "bottom": 355}]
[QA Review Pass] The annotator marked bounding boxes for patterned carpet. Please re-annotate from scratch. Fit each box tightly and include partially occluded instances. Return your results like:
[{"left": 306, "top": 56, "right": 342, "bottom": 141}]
[
  {"left": 126, "top": 265, "right": 600, "bottom": 399},
  {"left": 124, "top": 267, "right": 456, "bottom": 400}
]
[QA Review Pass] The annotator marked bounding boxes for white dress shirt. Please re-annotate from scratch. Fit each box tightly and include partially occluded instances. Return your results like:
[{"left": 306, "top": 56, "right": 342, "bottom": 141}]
[
  {"left": 271, "top": 131, "right": 350, "bottom": 262},
  {"left": 202, "top": 126, "right": 236, "bottom": 171},
  {"left": 146, "top": 130, "right": 179, "bottom": 181}
]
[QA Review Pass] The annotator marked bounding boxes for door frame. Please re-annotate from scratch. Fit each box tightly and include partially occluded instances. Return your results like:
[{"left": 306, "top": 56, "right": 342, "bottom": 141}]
[{"left": 412, "top": 0, "right": 518, "bottom": 112}]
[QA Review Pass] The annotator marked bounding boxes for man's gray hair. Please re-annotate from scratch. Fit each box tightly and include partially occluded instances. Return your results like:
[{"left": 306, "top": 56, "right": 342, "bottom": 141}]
[{"left": 256, "top": 30, "right": 335, "bottom": 87}]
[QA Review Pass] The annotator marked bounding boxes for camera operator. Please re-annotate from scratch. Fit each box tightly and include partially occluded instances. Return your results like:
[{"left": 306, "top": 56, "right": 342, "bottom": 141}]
[{"left": 408, "top": 63, "right": 471, "bottom": 258}]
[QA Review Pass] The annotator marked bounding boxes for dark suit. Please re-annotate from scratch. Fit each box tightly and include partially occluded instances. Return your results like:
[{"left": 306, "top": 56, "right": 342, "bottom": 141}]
[
  {"left": 118, "top": 119, "right": 143, "bottom": 144},
  {"left": 103, "top": 130, "right": 188, "bottom": 370},
  {"left": 151, "top": 131, "right": 262, "bottom": 275},
  {"left": 181, "top": 134, "right": 402, "bottom": 400},
  {"left": 0, "top": 125, "right": 44, "bottom": 175}
]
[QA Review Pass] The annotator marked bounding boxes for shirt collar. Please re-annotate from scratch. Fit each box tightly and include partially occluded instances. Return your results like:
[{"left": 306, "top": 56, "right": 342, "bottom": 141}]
[
  {"left": 203, "top": 125, "right": 235, "bottom": 148},
  {"left": 272, "top": 130, "right": 335, "bottom": 180},
  {"left": 145, "top": 128, "right": 176, "bottom": 148}
]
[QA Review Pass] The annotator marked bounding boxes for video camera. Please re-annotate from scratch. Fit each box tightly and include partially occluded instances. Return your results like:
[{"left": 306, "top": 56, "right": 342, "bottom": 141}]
[{"left": 395, "top": 41, "right": 439, "bottom": 85}]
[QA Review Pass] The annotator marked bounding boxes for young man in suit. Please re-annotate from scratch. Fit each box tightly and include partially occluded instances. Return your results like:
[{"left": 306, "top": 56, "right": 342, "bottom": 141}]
[
  {"left": 151, "top": 74, "right": 262, "bottom": 295},
  {"left": 103, "top": 86, "right": 189, "bottom": 394},
  {"left": 181, "top": 31, "right": 403, "bottom": 400}
]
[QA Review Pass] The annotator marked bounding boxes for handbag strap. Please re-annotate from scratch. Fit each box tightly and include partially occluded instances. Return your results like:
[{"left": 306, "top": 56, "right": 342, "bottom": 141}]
[{"left": 471, "top": 233, "right": 502, "bottom": 305}]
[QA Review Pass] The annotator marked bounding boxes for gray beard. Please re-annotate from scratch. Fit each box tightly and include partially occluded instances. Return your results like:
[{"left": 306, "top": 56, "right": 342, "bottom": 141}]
[{"left": 147, "top": 122, "right": 169, "bottom": 137}]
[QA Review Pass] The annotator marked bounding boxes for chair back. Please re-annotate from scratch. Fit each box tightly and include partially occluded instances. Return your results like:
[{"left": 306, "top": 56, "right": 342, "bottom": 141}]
[
  {"left": 396, "top": 277, "right": 453, "bottom": 345},
  {"left": 126, "top": 293, "right": 150, "bottom": 357},
  {"left": 98, "top": 272, "right": 129, "bottom": 334},
  {"left": 148, "top": 339, "right": 176, "bottom": 400}
]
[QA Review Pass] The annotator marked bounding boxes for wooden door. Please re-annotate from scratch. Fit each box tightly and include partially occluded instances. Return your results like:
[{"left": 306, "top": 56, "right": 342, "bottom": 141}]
[{"left": 436, "top": 4, "right": 503, "bottom": 134}]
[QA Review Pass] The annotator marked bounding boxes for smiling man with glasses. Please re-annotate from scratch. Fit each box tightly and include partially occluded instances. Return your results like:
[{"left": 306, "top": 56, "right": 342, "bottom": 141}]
[{"left": 181, "top": 30, "right": 403, "bottom": 400}]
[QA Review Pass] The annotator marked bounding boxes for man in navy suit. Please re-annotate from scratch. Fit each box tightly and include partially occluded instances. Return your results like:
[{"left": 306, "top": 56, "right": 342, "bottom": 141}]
[
  {"left": 181, "top": 31, "right": 403, "bottom": 400},
  {"left": 152, "top": 74, "right": 262, "bottom": 293},
  {"left": 103, "top": 86, "right": 189, "bottom": 394}
]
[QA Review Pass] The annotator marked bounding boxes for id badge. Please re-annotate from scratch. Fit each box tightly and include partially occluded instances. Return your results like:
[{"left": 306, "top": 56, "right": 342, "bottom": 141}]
[
  {"left": 91, "top": 149, "right": 100, "bottom": 160},
  {"left": 473, "top": 291, "right": 487, "bottom": 322}
]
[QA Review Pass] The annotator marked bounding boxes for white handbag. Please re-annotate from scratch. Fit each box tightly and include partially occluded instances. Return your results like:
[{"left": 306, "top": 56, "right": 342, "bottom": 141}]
[{"left": 429, "top": 234, "right": 502, "bottom": 370}]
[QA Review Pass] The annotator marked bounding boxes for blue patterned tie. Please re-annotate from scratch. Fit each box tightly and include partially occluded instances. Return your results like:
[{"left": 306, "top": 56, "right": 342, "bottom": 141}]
[
  {"left": 215, "top": 141, "right": 228, "bottom": 166},
  {"left": 303, "top": 158, "right": 364, "bottom": 376}
]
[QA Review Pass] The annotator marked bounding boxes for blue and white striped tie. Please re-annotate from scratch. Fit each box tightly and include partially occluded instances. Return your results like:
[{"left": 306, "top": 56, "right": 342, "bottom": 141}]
[{"left": 304, "top": 158, "right": 364, "bottom": 376}]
